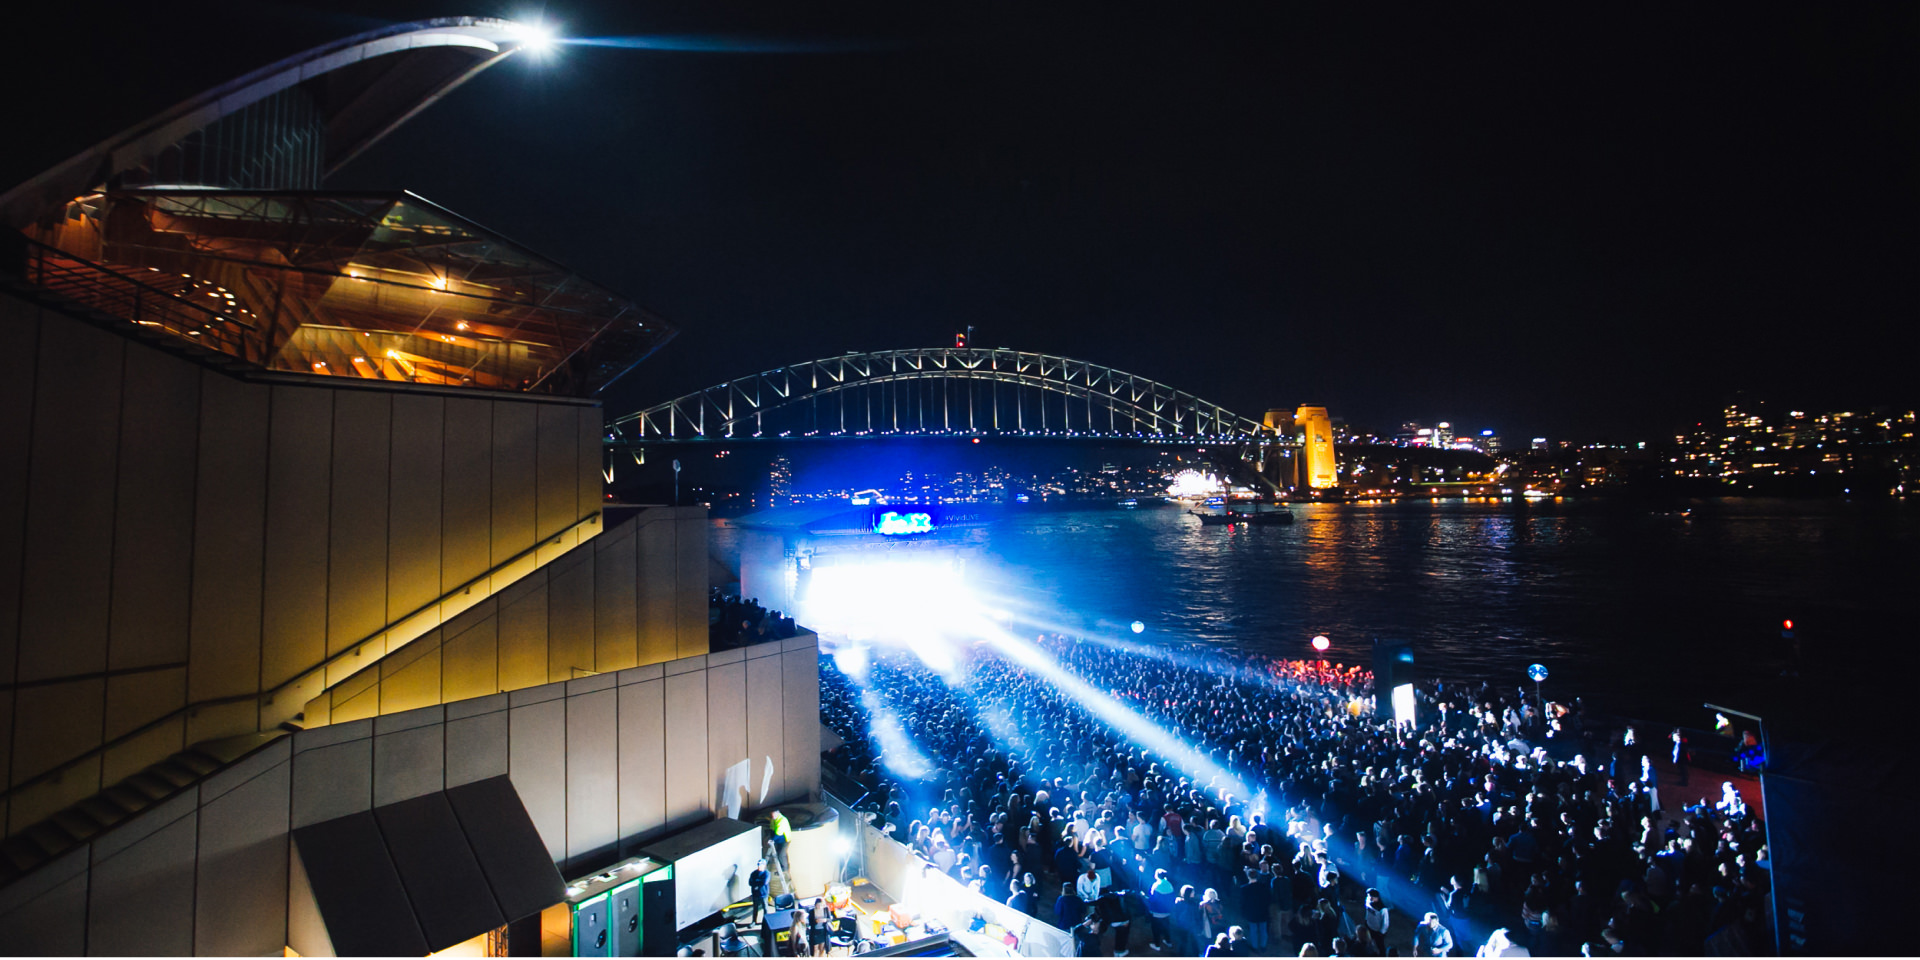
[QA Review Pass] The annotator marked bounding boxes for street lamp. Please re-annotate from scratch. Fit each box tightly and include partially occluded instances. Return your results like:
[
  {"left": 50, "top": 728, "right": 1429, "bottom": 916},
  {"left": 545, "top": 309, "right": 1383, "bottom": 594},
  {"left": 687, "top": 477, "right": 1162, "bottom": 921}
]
[
  {"left": 1527, "top": 663, "right": 1548, "bottom": 714},
  {"left": 1131, "top": 621, "right": 1146, "bottom": 635},
  {"left": 1311, "top": 635, "right": 1330, "bottom": 653}
]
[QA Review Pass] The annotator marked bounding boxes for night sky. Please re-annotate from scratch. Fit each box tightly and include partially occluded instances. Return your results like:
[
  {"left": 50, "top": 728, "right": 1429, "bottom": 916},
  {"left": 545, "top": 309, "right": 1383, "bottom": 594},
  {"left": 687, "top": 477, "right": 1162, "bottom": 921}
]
[{"left": 7, "top": 2, "right": 1914, "bottom": 440}]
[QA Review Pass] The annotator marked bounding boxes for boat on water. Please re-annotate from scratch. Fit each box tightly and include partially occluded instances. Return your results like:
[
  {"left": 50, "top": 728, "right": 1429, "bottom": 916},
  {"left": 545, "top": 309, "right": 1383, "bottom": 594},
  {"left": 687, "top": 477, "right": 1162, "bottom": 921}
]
[{"left": 1191, "top": 506, "right": 1294, "bottom": 526}]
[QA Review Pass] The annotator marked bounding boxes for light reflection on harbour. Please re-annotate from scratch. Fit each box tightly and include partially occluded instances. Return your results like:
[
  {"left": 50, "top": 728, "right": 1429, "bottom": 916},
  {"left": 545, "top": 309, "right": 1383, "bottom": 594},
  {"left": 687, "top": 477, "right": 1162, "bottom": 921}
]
[{"left": 716, "top": 497, "right": 1918, "bottom": 721}]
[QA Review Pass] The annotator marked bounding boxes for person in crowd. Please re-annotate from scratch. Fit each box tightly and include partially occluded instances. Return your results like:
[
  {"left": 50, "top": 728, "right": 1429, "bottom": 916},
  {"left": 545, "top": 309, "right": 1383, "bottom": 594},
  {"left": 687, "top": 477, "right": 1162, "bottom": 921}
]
[
  {"left": 1008, "top": 874, "right": 1037, "bottom": 916},
  {"left": 1479, "top": 928, "right": 1530, "bottom": 957},
  {"left": 1057, "top": 881, "right": 1086, "bottom": 929},
  {"left": 1145, "top": 869, "right": 1176, "bottom": 949},
  {"left": 1073, "top": 913, "right": 1104, "bottom": 958},
  {"left": 1226, "top": 925, "right": 1255, "bottom": 957},
  {"left": 1204, "top": 932, "right": 1232, "bottom": 957},
  {"left": 1415, "top": 912, "right": 1455, "bottom": 957},
  {"left": 1199, "top": 887, "right": 1225, "bottom": 946},
  {"left": 783, "top": 909, "right": 810, "bottom": 957},
  {"left": 1078, "top": 865, "right": 1104, "bottom": 903},
  {"left": 1171, "top": 884, "right": 1203, "bottom": 957}
]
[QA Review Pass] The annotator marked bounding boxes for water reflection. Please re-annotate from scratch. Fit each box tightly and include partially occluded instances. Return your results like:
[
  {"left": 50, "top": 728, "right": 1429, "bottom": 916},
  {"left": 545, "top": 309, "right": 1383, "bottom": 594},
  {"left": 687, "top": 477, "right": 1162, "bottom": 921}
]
[{"left": 715, "top": 498, "right": 1918, "bottom": 721}]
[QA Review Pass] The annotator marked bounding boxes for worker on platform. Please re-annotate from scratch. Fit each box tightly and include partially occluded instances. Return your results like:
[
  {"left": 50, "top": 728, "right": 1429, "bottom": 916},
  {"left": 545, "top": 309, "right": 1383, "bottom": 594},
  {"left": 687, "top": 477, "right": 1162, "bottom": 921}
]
[{"left": 771, "top": 809, "right": 794, "bottom": 872}]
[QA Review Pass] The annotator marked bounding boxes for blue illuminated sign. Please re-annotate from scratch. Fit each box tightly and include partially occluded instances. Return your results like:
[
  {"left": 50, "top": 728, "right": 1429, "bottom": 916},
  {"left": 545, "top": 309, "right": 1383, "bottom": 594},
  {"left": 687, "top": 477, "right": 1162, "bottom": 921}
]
[{"left": 874, "top": 511, "right": 934, "bottom": 536}]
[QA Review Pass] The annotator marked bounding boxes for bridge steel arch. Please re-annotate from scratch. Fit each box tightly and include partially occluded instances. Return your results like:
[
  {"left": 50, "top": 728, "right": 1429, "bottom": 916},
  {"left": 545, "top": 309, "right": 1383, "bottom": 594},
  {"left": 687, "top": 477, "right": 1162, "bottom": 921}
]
[{"left": 609, "top": 347, "right": 1279, "bottom": 442}]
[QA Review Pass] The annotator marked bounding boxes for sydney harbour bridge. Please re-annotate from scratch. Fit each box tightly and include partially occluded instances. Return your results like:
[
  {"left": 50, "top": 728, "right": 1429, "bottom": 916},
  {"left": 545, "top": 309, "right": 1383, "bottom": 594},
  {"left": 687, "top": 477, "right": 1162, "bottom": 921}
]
[
  {"left": 606, "top": 346, "right": 1341, "bottom": 494},
  {"left": 609, "top": 346, "right": 1281, "bottom": 444}
]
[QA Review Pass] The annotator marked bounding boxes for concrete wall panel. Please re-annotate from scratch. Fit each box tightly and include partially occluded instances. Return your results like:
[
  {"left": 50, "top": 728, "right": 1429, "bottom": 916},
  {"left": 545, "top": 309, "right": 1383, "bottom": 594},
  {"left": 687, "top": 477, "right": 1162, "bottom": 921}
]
[
  {"left": 104, "top": 666, "right": 187, "bottom": 742},
  {"left": 496, "top": 578, "right": 549, "bottom": 693},
  {"left": 0, "top": 847, "right": 89, "bottom": 956},
  {"left": 188, "top": 373, "right": 269, "bottom": 704},
  {"left": 617, "top": 679, "right": 666, "bottom": 849},
  {"left": 0, "top": 299, "right": 39, "bottom": 687},
  {"left": 108, "top": 344, "right": 199, "bottom": 672},
  {"left": 446, "top": 707, "right": 509, "bottom": 788},
  {"left": 635, "top": 518, "right": 677, "bottom": 666},
  {"left": 326, "top": 390, "right": 391, "bottom": 657},
  {"left": 782, "top": 648, "right": 821, "bottom": 805},
  {"left": 536, "top": 403, "right": 579, "bottom": 542},
  {"left": 441, "top": 615, "right": 500, "bottom": 704},
  {"left": 546, "top": 549, "right": 596, "bottom": 683},
  {"left": 374, "top": 722, "right": 445, "bottom": 806},
  {"left": 377, "top": 629, "right": 442, "bottom": 716},
  {"left": 87, "top": 804, "right": 197, "bottom": 956},
  {"left": 387, "top": 394, "right": 444, "bottom": 623},
  {"left": 491, "top": 402, "right": 537, "bottom": 566},
  {"left": 676, "top": 513, "right": 709, "bottom": 657},
  {"left": 260, "top": 385, "right": 333, "bottom": 690},
  {"left": 565, "top": 688, "right": 618, "bottom": 868},
  {"left": 290, "top": 736, "right": 372, "bottom": 830},
  {"left": 662, "top": 671, "right": 709, "bottom": 830},
  {"left": 441, "top": 397, "right": 492, "bottom": 593},
  {"left": 706, "top": 660, "right": 747, "bottom": 816},
  {"left": 578, "top": 407, "right": 603, "bottom": 526},
  {"left": 509, "top": 697, "right": 568, "bottom": 861},
  {"left": 194, "top": 759, "right": 291, "bottom": 956},
  {"left": 12, "top": 678, "right": 105, "bottom": 785},
  {"left": 593, "top": 527, "right": 638, "bottom": 673},
  {"left": 745, "top": 654, "right": 785, "bottom": 808},
  {"left": 17, "top": 316, "right": 123, "bottom": 682}
]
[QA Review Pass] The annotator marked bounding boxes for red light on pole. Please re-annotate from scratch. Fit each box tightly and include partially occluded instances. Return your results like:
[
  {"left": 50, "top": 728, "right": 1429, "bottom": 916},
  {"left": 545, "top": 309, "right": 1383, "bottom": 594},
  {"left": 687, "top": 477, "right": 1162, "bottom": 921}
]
[{"left": 1782, "top": 619, "right": 1793, "bottom": 631}]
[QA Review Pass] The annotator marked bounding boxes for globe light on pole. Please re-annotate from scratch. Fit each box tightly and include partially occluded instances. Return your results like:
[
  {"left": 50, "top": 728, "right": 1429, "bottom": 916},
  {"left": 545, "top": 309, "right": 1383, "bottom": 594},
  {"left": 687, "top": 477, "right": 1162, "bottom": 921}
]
[
  {"left": 1527, "top": 663, "right": 1548, "bottom": 714},
  {"left": 1311, "top": 635, "right": 1330, "bottom": 653},
  {"left": 1131, "top": 621, "right": 1145, "bottom": 635}
]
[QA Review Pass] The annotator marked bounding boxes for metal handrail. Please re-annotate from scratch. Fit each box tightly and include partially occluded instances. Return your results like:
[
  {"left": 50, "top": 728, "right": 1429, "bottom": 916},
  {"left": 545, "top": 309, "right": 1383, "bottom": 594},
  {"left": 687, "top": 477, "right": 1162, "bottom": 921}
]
[{"left": 22, "top": 237, "right": 259, "bottom": 361}]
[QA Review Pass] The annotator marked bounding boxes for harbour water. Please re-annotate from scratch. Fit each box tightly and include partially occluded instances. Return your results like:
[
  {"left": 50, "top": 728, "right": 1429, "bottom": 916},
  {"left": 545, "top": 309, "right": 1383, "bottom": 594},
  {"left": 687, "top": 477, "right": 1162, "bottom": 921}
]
[{"left": 715, "top": 497, "right": 1918, "bottom": 724}]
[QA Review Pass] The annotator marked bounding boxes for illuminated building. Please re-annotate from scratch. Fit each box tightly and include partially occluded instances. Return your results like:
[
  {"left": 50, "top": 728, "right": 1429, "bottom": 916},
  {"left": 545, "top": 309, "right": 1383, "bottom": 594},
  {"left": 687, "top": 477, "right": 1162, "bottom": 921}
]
[
  {"left": 769, "top": 455, "right": 794, "bottom": 501},
  {"left": 0, "top": 19, "right": 820, "bottom": 955},
  {"left": 1295, "top": 404, "right": 1339, "bottom": 489}
]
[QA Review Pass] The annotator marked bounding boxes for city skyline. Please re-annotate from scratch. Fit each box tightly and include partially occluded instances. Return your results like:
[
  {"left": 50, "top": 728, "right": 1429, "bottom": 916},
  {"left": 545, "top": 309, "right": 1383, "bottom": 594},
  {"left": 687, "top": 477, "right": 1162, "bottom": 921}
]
[{"left": 4, "top": 3, "right": 1911, "bottom": 440}]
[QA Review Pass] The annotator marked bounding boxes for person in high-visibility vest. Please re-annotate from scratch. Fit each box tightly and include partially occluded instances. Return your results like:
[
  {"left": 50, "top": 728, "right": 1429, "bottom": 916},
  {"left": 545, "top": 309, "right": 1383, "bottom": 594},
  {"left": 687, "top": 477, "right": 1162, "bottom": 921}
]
[{"left": 770, "top": 809, "right": 793, "bottom": 872}]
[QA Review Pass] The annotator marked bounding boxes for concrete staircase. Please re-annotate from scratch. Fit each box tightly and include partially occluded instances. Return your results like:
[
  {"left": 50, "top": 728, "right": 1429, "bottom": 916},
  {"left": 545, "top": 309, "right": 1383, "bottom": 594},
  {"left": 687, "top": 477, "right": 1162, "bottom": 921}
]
[{"left": 0, "top": 730, "right": 292, "bottom": 889}]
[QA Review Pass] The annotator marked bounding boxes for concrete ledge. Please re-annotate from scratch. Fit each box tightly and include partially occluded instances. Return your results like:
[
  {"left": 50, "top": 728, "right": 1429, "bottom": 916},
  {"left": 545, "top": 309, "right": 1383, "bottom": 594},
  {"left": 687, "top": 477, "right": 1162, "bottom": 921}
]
[
  {"left": 446, "top": 693, "right": 508, "bottom": 721},
  {"left": 663, "top": 655, "right": 707, "bottom": 677},
  {"left": 508, "top": 684, "right": 565, "bottom": 707},
  {"left": 617, "top": 663, "right": 664, "bottom": 685},
  {"left": 565, "top": 673, "right": 617, "bottom": 696},
  {"left": 293, "top": 718, "right": 374, "bottom": 754}
]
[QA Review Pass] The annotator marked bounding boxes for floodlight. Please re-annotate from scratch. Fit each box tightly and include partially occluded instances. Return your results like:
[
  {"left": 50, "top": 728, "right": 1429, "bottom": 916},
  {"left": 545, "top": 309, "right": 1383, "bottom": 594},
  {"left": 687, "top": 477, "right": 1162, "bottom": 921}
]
[{"left": 509, "top": 19, "right": 559, "bottom": 54}]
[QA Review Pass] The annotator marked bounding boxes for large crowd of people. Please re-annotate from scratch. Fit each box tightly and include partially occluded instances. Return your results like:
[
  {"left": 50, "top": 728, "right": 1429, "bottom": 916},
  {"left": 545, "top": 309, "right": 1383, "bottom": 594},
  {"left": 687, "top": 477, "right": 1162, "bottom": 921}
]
[
  {"left": 820, "top": 636, "right": 1771, "bottom": 957},
  {"left": 711, "top": 590, "right": 801, "bottom": 647}
]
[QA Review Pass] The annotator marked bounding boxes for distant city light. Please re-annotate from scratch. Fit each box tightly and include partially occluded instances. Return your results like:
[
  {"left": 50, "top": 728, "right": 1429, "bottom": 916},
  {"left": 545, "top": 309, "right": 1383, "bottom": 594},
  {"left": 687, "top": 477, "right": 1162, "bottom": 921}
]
[
  {"left": 1165, "top": 469, "right": 1223, "bottom": 498},
  {"left": 1482, "top": 429, "right": 1495, "bottom": 436}
]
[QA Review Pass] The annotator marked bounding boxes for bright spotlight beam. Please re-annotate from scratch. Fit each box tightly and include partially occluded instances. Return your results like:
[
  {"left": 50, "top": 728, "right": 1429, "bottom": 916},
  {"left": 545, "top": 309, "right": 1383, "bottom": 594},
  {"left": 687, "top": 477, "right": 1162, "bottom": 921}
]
[
  {"left": 560, "top": 34, "right": 879, "bottom": 54},
  {"left": 976, "top": 625, "right": 1261, "bottom": 811}
]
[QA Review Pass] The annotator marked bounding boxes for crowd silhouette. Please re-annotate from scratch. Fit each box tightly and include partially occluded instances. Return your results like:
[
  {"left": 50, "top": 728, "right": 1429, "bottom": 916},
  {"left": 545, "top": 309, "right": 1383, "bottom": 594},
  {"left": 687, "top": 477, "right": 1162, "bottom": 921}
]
[{"left": 821, "top": 635, "right": 1771, "bottom": 956}]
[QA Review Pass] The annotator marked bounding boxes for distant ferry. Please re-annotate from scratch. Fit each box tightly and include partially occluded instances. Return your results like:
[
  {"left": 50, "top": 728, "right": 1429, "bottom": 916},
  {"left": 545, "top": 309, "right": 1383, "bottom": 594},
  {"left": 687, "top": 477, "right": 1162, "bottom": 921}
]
[{"left": 1192, "top": 506, "right": 1293, "bottom": 526}]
